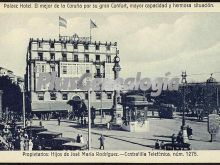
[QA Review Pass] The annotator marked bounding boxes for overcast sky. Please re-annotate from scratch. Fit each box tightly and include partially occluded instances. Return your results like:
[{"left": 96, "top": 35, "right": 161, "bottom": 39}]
[{"left": 0, "top": 13, "right": 220, "bottom": 82}]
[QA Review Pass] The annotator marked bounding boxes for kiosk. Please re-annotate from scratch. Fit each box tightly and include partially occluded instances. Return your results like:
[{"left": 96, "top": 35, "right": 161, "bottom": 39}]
[{"left": 121, "top": 95, "right": 152, "bottom": 132}]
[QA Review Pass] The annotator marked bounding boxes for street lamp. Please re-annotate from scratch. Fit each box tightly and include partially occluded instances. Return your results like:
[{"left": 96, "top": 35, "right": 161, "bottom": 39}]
[{"left": 181, "top": 71, "right": 189, "bottom": 143}]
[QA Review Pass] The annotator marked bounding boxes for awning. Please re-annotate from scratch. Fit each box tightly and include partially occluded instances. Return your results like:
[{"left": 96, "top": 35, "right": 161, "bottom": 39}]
[{"left": 31, "top": 100, "right": 113, "bottom": 111}]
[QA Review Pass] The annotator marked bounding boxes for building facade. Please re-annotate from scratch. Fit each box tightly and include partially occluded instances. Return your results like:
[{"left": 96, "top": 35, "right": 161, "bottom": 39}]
[
  {"left": 25, "top": 36, "right": 119, "bottom": 113},
  {"left": 0, "top": 67, "right": 23, "bottom": 84}
]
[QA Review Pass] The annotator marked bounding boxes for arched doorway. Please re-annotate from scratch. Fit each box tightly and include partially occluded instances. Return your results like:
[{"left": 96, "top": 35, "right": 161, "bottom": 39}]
[{"left": 67, "top": 95, "right": 87, "bottom": 121}]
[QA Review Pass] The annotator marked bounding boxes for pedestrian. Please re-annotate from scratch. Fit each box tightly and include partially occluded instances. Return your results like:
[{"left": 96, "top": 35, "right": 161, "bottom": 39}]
[
  {"left": 81, "top": 117, "right": 83, "bottom": 127},
  {"left": 24, "top": 139, "right": 29, "bottom": 151},
  {"left": 80, "top": 135, "right": 84, "bottom": 144},
  {"left": 107, "top": 122, "right": 110, "bottom": 130},
  {"left": 98, "top": 134, "right": 105, "bottom": 150},
  {"left": 187, "top": 125, "right": 193, "bottom": 139},
  {"left": 76, "top": 134, "right": 81, "bottom": 143},
  {"left": 177, "top": 131, "right": 183, "bottom": 144},
  {"left": 83, "top": 118, "right": 87, "bottom": 127},
  {"left": 28, "top": 139, "right": 33, "bottom": 151},
  {"left": 58, "top": 116, "right": 61, "bottom": 126},
  {"left": 154, "top": 139, "right": 160, "bottom": 149},
  {"left": 20, "top": 138, "right": 24, "bottom": 151},
  {"left": 171, "top": 134, "right": 176, "bottom": 150},
  {"left": 39, "top": 119, "right": 42, "bottom": 127},
  {"left": 160, "top": 141, "right": 165, "bottom": 150}
]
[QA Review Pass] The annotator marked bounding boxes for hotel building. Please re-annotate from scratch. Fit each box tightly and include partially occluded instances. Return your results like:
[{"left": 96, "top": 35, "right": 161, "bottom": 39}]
[{"left": 25, "top": 35, "right": 120, "bottom": 114}]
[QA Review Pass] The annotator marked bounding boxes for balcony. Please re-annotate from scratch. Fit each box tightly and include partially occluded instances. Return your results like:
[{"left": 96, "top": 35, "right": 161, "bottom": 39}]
[
  {"left": 93, "top": 60, "right": 105, "bottom": 65},
  {"left": 32, "top": 57, "right": 109, "bottom": 64},
  {"left": 94, "top": 73, "right": 105, "bottom": 78}
]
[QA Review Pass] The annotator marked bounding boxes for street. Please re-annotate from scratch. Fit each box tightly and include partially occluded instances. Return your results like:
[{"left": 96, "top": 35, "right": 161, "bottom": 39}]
[{"left": 32, "top": 113, "right": 220, "bottom": 150}]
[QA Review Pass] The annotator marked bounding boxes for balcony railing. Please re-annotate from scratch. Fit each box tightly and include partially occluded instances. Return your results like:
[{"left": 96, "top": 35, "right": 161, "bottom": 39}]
[
  {"left": 94, "top": 73, "right": 105, "bottom": 78},
  {"left": 32, "top": 57, "right": 112, "bottom": 64}
]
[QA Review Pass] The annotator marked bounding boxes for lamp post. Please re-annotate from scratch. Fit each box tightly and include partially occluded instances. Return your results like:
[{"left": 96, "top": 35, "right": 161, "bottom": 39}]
[
  {"left": 181, "top": 71, "right": 189, "bottom": 143},
  {"left": 87, "top": 90, "right": 91, "bottom": 150},
  {"left": 19, "top": 82, "right": 26, "bottom": 129},
  {"left": 112, "top": 50, "right": 123, "bottom": 124},
  {"left": 0, "top": 90, "right": 3, "bottom": 121},
  {"left": 206, "top": 74, "right": 218, "bottom": 142}
]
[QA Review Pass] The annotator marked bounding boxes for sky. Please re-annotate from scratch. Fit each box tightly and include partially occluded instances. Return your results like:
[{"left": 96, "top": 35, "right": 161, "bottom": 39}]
[{"left": 0, "top": 12, "right": 220, "bottom": 82}]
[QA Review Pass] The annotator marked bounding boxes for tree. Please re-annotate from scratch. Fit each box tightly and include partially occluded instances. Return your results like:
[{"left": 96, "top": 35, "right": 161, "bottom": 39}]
[{"left": 0, "top": 76, "right": 22, "bottom": 114}]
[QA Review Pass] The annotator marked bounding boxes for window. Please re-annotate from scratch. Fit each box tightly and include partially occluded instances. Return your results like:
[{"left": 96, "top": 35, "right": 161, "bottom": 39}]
[
  {"left": 96, "top": 55, "right": 100, "bottom": 62},
  {"left": 50, "top": 42, "right": 55, "bottom": 48},
  {"left": 84, "top": 54, "right": 89, "bottom": 62},
  {"left": 42, "top": 65, "right": 45, "bottom": 72},
  {"left": 97, "top": 68, "right": 100, "bottom": 75},
  {"left": 50, "top": 53, "right": 55, "bottom": 60},
  {"left": 62, "top": 53, "right": 67, "bottom": 61},
  {"left": 84, "top": 44, "right": 89, "bottom": 50},
  {"left": 38, "top": 42, "right": 43, "bottom": 48},
  {"left": 38, "top": 93, "right": 44, "bottom": 100},
  {"left": 38, "top": 52, "right": 43, "bottom": 61},
  {"left": 107, "top": 93, "right": 112, "bottom": 99},
  {"left": 74, "top": 55, "right": 78, "bottom": 62},
  {"left": 50, "top": 93, "right": 56, "bottom": 100},
  {"left": 86, "top": 69, "right": 90, "bottom": 73},
  {"left": 96, "top": 93, "right": 101, "bottom": 100},
  {"left": 62, "top": 93, "right": 68, "bottom": 100},
  {"left": 62, "top": 43, "right": 67, "bottom": 49},
  {"left": 85, "top": 93, "right": 88, "bottom": 100},
  {"left": 106, "top": 55, "right": 111, "bottom": 63},
  {"left": 50, "top": 65, "right": 55, "bottom": 72},
  {"left": 96, "top": 45, "right": 100, "bottom": 50},
  {"left": 106, "top": 45, "right": 110, "bottom": 51},
  {"left": 63, "top": 66, "right": 67, "bottom": 74},
  {"left": 74, "top": 44, "right": 78, "bottom": 49}
]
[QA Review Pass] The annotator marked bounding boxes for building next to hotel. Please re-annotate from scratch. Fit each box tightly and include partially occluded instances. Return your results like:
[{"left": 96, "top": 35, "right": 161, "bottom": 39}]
[{"left": 25, "top": 34, "right": 121, "bottom": 116}]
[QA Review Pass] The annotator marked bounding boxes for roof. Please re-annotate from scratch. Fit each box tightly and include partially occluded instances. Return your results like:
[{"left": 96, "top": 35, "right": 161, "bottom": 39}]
[
  {"left": 53, "top": 137, "right": 75, "bottom": 141},
  {"left": 30, "top": 38, "right": 117, "bottom": 47},
  {"left": 126, "top": 95, "right": 145, "bottom": 99},
  {"left": 37, "top": 131, "right": 62, "bottom": 136},
  {"left": 31, "top": 101, "right": 113, "bottom": 111},
  {"left": 62, "top": 142, "right": 87, "bottom": 147}
]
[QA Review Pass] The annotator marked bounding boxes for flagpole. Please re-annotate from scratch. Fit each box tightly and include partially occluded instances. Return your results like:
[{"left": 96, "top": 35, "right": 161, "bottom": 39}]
[
  {"left": 59, "top": 17, "right": 60, "bottom": 40},
  {"left": 90, "top": 19, "right": 92, "bottom": 43}
]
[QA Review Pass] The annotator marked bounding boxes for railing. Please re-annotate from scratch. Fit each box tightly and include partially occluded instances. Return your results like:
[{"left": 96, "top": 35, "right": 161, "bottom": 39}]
[
  {"left": 94, "top": 73, "right": 105, "bottom": 78},
  {"left": 33, "top": 57, "right": 112, "bottom": 64}
]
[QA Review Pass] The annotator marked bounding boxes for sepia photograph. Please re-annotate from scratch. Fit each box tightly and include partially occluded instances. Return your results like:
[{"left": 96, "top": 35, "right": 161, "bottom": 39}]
[{"left": 0, "top": 11, "right": 220, "bottom": 154}]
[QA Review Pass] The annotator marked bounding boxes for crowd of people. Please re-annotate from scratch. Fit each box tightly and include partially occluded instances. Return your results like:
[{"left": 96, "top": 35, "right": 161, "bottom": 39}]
[{"left": 0, "top": 122, "right": 34, "bottom": 151}]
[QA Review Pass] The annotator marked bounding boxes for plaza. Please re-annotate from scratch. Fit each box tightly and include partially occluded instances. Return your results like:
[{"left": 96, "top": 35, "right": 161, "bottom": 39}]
[{"left": 32, "top": 112, "right": 220, "bottom": 150}]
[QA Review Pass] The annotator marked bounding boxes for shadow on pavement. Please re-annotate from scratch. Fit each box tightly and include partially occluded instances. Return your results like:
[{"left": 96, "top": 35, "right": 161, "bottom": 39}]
[
  {"left": 154, "top": 135, "right": 172, "bottom": 138},
  {"left": 145, "top": 138, "right": 171, "bottom": 143},
  {"left": 74, "top": 127, "right": 155, "bottom": 149}
]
